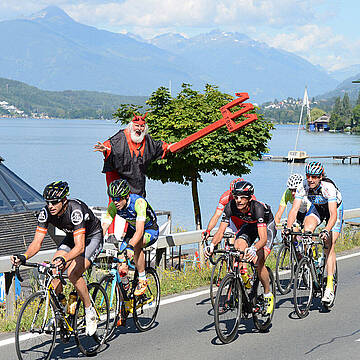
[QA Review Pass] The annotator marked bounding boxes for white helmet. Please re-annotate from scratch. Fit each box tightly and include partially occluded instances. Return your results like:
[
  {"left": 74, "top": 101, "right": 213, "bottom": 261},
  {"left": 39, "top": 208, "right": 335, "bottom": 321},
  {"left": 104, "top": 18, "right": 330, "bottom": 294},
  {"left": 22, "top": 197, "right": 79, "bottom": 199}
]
[{"left": 287, "top": 173, "right": 303, "bottom": 190}]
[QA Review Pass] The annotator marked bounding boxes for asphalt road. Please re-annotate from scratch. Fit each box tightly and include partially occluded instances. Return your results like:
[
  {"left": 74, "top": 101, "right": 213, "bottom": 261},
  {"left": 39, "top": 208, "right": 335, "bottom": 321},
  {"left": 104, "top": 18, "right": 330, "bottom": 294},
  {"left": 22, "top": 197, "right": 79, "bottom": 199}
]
[{"left": 2, "top": 251, "right": 360, "bottom": 360}]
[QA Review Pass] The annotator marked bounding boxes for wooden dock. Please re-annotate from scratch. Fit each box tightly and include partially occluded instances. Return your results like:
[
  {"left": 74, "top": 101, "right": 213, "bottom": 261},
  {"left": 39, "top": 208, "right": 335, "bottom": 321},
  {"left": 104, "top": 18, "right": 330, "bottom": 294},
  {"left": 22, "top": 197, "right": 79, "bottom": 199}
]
[{"left": 262, "top": 154, "right": 360, "bottom": 164}]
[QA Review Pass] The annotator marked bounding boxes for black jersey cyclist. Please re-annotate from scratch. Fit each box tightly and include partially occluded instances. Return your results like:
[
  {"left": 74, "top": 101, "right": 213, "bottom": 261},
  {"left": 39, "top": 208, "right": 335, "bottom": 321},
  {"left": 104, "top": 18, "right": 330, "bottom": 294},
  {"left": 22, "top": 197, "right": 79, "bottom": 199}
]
[
  {"left": 205, "top": 180, "right": 276, "bottom": 315},
  {"left": 285, "top": 161, "right": 343, "bottom": 304},
  {"left": 10, "top": 181, "right": 103, "bottom": 336},
  {"left": 102, "top": 179, "right": 159, "bottom": 297}
]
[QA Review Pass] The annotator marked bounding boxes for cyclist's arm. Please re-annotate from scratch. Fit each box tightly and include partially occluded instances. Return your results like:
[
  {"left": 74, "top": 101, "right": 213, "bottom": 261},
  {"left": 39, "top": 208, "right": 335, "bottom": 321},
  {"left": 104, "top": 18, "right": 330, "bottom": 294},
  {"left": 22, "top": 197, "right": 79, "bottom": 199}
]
[
  {"left": 254, "top": 225, "right": 267, "bottom": 250},
  {"left": 129, "top": 220, "right": 145, "bottom": 247},
  {"left": 102, "top": 202, "right": 117, "bottom": 236},
  {"left": 64, "top": 230, "right": 86, "bottom": 262},
  {"left": 287, "top": 198, "right": 301, "bottom": 228},
  {"left": 274, "top": 204, "right": 286, "bottom": 226},
  {"left": 23, "top": 227, "right": 47, "bottom": 260},
  {"left": 325, "top": 201, "right": 338, "bottom": 232},
  {"left": 211, "top": 221, "right": 228, "bottom": 246},
  {"left": 206, "top": 208, "right": 223, "bottom": 233},
  {"left": 128, "top": 198, "right": 147, "bottom": 247}
]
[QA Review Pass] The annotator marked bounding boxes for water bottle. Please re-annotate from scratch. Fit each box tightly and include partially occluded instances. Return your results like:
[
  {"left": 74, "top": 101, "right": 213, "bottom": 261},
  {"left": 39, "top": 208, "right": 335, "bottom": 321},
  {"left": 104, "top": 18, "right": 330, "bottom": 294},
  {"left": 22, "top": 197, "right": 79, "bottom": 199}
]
[
  {"left": 67, "top": 291, "right": 78, "bottom": 315},
  {"left": 120, "top": 274, "right": 130, "bottom": 291}
]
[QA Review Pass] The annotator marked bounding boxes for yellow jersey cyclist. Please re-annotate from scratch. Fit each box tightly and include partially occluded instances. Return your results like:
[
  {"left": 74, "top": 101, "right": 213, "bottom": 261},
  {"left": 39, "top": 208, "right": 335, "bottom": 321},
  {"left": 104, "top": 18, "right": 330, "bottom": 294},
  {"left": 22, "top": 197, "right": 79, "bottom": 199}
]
[
  {"left": 102, "top": 179, "right": 159, "bottom": 297},
  {"left": 285, "top": 162, "right": 343, "bottom": 304},
  {"left": 10, "top": 181, "right": 103, "bottom": 336},
  {"left": 274, "top": 173, "right": 311, "bottom": 227},
  {"left": 205, "top": 180, "right": 277, "bottom": 315}
]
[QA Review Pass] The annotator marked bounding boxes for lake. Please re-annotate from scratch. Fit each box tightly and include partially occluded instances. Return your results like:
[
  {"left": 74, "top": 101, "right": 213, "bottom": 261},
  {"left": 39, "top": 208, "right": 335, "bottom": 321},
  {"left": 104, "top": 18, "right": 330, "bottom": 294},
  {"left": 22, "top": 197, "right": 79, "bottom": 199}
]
[{"left": 0, "top": 118, "right": 359, "bottom": 230}]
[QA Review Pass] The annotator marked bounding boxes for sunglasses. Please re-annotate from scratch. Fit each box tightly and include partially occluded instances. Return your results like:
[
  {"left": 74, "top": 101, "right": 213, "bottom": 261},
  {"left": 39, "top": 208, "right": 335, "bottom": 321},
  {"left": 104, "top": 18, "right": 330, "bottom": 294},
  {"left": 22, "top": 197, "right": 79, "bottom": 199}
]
[
  {"left": 306, "top": 174, "right": 321, "bottom": 179},
  {"left": 46, "top": 200, "right": 61, "bottom": 206},
  {"left": 111, "top": 196, "right": 125, "bottom": 202},
  {"left": 233, "top": 195, "right": 250, "bottom": 200}
]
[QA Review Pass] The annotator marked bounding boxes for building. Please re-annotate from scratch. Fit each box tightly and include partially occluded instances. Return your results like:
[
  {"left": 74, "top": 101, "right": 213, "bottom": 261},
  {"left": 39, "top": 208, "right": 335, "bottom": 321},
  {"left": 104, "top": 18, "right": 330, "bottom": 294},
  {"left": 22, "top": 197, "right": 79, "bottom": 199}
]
[{"left": 308, "top": 114, "right": 330, "bottom": 132}]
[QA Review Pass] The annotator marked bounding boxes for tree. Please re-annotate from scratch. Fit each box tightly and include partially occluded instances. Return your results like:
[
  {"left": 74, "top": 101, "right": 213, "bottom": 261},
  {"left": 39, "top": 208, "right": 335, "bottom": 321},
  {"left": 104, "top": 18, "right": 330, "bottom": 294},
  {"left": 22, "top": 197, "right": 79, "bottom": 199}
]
[
  {"left": 341, "top": 92, "right": 352, "bottom": 125},
  {"left": 333, "top": 97, "right": 342, "bottom": 115},
  {"left": 310, "top": 108, "right": 326, "bottom": 122},
  {"left": 352, "top": 104, "right": 360, "bottom": 131},
  {"left": 114, "top": 84, "right": 273, "bottom": 229},
  {"left": 357, "top": 91, "right": 360, "bottom": 106}
]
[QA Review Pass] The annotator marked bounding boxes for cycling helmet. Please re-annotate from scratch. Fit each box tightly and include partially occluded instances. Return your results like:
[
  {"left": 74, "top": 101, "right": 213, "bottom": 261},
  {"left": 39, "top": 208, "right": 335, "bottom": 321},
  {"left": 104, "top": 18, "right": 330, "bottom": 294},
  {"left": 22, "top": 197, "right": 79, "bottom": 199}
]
[
  {"left": 107, "top": 179, "right": 130, "bottom": 199},
  {"left": 232, "top": 180, "right": 254, "bottom": 197},
  {"left": 43, "top": 181, "right": 69, "bottom": 201},
  {"left": 229, "top": 177, "right": 244, "bottom": 192},
  {"left": 287, "top": 173, "right": 303, "bottom": 190},
  {"left": 305, "top": 161, "right": 324, "bottom": 176}
]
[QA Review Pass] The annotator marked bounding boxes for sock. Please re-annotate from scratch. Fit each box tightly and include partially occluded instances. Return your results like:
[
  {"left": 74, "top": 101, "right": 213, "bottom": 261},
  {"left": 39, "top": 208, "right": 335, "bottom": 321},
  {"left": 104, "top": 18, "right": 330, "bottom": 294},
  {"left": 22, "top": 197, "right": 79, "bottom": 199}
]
[
  {"left": 326, "top": 275, "right": 334, "bottom": 291},
  {"left": 85, "top": 305, "right": 94, "bottom": 315},
  {"left": 139, "top": 271, "right": 146, "bottom": 281},
  {"left": 264, "top": 292, "right": 272, "bottom": 298}
]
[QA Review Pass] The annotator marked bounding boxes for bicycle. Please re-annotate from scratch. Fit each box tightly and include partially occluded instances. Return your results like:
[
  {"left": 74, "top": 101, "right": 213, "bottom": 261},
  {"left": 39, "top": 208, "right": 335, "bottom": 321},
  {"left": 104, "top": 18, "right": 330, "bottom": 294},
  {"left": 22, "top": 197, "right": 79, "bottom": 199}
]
[
  {"left": 14, "top": 261, "right": 109, "bottom": 360},
  {"left": 205, "top": 233, "right": 235, "bottom": 309},
  {"left": 293, "top": 231, "right": 338, "bottom": 318},
  {"left": 275, "top": 228, "right": 305, "bottom": 295},
  {"left": 214, "top": 247, "right": 276, "bottom": 344},
  {"left": 97, "top": 245, "right": 160, "bottom": 338}
]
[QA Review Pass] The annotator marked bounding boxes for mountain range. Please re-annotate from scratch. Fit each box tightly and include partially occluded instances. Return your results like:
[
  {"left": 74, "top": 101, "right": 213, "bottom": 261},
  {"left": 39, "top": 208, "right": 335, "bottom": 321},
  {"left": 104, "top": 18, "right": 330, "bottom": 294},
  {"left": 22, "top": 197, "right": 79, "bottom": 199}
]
[{"left": 0, "top": 6, "right": 356, "bottom": 103}]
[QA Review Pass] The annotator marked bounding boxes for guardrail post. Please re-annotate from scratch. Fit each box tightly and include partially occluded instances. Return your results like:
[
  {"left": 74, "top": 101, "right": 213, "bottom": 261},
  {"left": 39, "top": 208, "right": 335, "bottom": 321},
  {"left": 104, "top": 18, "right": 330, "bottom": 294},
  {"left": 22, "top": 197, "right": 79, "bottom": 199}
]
[{"left": 5, "top": 271, "right": 15, "bottom": 317}]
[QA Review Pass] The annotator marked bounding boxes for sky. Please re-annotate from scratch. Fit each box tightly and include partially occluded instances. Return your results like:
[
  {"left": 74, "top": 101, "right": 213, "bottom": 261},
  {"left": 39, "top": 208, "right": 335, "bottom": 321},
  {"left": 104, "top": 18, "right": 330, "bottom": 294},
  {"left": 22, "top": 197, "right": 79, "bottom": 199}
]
[{"left": 1, "top": 0, "right": 359, "bottom": 72}]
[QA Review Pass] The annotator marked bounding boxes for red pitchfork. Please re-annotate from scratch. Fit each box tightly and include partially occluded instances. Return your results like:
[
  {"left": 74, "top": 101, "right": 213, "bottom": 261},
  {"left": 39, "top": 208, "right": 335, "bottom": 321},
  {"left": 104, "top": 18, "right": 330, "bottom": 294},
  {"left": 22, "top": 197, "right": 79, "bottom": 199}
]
[{"left": 170, "top": 92, "right": 258, "bottom": 153}]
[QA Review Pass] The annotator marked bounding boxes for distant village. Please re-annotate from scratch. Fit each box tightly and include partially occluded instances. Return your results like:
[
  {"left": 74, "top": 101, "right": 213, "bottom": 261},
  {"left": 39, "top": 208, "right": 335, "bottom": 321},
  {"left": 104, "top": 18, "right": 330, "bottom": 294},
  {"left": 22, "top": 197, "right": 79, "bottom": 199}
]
[{"left": 0, "top": 100, "right": 49, "bottom": 119}]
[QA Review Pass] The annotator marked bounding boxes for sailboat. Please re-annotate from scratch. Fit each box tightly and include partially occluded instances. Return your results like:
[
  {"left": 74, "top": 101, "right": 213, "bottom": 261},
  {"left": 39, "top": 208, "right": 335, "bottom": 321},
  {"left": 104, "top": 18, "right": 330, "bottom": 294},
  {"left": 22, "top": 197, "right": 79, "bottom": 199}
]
[{"left": 286, "top": 87, "right": 310, "bottom": 163}]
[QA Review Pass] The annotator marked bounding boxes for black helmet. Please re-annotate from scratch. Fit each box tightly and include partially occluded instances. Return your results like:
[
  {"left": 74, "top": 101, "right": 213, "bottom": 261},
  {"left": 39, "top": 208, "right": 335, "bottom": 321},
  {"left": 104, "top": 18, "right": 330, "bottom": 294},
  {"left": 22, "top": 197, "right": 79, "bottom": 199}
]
[
  {"left": 43, "top": 181, "right": 69, "bottom": 201},
  {"left": 107, "top": 179, "right": 130, "bottom": 199},
  {"left": 232, "top": 180, "right": 254, "bottom": 197}
]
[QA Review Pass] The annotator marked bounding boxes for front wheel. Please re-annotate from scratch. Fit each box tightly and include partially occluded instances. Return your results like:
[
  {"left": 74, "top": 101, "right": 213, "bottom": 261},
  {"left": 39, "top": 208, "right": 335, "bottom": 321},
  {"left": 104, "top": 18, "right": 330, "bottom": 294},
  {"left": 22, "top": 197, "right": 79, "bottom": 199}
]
[
  {"left": 293, "top": 257, "right": 314, "bottom": 318},
  {"left": 275, "top": 244, "right": 294, "bottom": 295},
  {"left": 253, "top": 266, "right": 276, "bottom": 332},
  {"left": 133, "top": 267, "right": 160, "bottom": 332},
  {"left": 210, "top": 255, "right": 228, "bottom": 308},
  {"left": 15, "top": 291, "right": 57, "bottom": 360},
  {"left": 74, "top": 282, "right": 109, "bottom": 356},
  {"left": 214, "top": 273, "right": 242, "bottom": 344}
]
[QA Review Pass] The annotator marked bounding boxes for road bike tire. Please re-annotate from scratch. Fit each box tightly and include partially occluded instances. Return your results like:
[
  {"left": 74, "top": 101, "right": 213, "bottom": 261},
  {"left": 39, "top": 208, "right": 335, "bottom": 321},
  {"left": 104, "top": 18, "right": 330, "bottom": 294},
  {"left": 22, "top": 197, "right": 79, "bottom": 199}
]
[
  {"left": 214, "top": 273, "right": 242, "bottom": 344},
  {"left": 74, "top": 282, "right": 109, "bottom": 356},
  {"left": 15, "top": 291, "right": 57, "bottom": 360},
  {"left": 293, "top": 257, "right": 314, "bottom": 318},
  {"left": 323, "top": 261, "right": 338, "bottom": 310},
  {"left": 133, "top": 267, "right": 160, "bottom": 332},
  {"left": 210, "top": 255, "right": 228, "bottom": 309},
  {"left": 98, "top": 274, "right": 121, "bottom": 339},
  {"left": 275, "top": 243, "right": 295, "bottom": 295},
  {"left": 253, "top": 266, "right": 276, "bottom": 332}
]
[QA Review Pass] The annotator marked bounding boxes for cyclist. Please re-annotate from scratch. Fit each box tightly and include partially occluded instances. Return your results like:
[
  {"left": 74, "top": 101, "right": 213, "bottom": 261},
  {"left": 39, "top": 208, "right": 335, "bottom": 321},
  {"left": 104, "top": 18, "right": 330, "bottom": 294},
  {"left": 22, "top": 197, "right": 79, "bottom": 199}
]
[
  {"left": 10, "top": 181, "right": 103, "bottom": 336},
  {"left": 205, "top": 180, "right": 276, "bottom": 315},
  {"left": 285, "top": 161, "right": 343, "bottom": 304},
  {"left": 274, "top": 173, "right": 310, "bottom": 226},
  {"left": 102, "top": 179, "right": 159, "bottom": 299}
]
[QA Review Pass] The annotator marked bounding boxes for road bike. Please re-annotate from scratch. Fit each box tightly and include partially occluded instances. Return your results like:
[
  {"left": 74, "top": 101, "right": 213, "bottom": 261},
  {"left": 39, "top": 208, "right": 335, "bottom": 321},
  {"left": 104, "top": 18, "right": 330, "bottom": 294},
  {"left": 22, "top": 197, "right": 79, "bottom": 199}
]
[
  {"left": 275, "top": 228, "right": 305, "bottom": 295},
  {"left": 97, "top": 245, "right": 160, "bottom": 338},
  {"left": 214, "top": 247, "right": 275, "bottom": 344},
  {"left": 14, "top": 261, "right": 109, "bottom": 360},
  {"left": 293, "top": 231, "right": 338, "bottom": 318}
]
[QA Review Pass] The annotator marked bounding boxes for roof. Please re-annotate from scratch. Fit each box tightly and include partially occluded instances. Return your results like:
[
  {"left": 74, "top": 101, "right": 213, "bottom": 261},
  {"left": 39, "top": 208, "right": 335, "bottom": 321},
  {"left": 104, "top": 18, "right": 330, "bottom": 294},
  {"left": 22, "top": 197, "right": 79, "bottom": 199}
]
[{"left": 0, "top": 160, "right": 44, "bottom": 214}]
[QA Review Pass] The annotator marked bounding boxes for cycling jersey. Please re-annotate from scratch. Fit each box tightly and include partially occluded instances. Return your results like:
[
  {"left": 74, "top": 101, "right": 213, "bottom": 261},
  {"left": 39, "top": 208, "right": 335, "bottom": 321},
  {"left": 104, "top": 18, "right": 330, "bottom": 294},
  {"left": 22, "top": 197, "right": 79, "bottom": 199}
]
[
  {"left": 36, "top": 199, "right": 102, "bottom": 241},
  {"left": 103, "top": 194, "right": 158, "bottom": 231},
  {"left": 280, "top": 188, "right": 310, "bottom": 213}
]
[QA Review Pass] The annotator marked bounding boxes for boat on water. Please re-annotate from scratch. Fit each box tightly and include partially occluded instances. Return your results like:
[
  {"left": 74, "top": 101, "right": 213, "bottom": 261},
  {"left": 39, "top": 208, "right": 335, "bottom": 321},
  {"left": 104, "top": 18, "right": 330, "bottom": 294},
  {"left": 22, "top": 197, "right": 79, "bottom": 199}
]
[{"left": 286, "top": 150, "right": 308, "bottom": 163}]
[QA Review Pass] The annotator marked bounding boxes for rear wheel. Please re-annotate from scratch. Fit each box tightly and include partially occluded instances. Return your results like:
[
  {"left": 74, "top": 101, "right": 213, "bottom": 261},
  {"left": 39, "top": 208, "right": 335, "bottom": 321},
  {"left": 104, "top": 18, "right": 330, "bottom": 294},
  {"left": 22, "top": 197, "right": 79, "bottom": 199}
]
[
  {"left": 210, "top": 256, "right": 229, "bottom": 308},
  {"left": 74, "top": 282, "right": 109, "bottom": 356},
  {"left": 293, "top": 257, "right": 314, "bottom": 318},
  {"left": 133, "top": 267, "right": 160, "bottom": 331},
  {"left": 253, "top": 266, "right": 276, "bottom": 332},
  {"left": 98, "top": 274, "right": 120, "bottom": 339},
  {"left": 214, "top": 273, "right": 241, "bottom": 344},
  {"left": 275, "top": 244, "right": 294, "bottom": 295},
  {"left": 15, "top": 291, "right": 57, "bottom": 360}
]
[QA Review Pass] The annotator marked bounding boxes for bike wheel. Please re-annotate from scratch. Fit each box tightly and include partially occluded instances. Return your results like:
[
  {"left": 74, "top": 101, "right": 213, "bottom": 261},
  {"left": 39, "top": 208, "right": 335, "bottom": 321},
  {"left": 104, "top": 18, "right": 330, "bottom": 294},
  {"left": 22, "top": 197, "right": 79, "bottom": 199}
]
[
  {"left": 214, "top": 273, "right": 241, "bottom": 344},
  {"left": 15, "top": 291, "right": 57, "bottom": 360},
  {"left": 323, "top": 261, "right": 338, "bottom": 310},
  {"left": 293, "top": 257, "right": 314, "bottom": 318},
  {"left": 275, "top": 244, "right": 294, "bottom": 295},
  {"left": 253, "top": 266, "right": 276, "bottom": 332},
  {"left": 98, "top": 274, "right": 120, "bottom": 339},
  {"left": 210, "top": 255, "right": 228, "bottom": 308},
  {"left": 133, "top": 267, "right": 160, "bottom": 331},
  {"left": 74, "top": 282, "right": 109, "bottom": 356}
]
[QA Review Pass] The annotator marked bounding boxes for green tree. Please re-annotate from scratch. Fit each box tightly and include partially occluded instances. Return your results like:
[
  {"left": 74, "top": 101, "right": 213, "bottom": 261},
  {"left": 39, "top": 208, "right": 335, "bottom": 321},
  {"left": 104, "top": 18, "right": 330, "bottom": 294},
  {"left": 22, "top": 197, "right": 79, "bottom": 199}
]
[
  {"left": 333, "top": 97, "right": 342, "bottom": 115},
  {"left": 114, "top": 84, "right": 273, "bottom": 229},
  {"left": 341, "top": 92, "right": 352, "bottom": 125},
  {"left": 310, "top": 108, "right": 326, "bottom": 122},
  {"left": 357, "top": 91, "right": 360, "bottom": 106},
  {"left": 352, "top": 104, "right": 360, "bottom": 131}
]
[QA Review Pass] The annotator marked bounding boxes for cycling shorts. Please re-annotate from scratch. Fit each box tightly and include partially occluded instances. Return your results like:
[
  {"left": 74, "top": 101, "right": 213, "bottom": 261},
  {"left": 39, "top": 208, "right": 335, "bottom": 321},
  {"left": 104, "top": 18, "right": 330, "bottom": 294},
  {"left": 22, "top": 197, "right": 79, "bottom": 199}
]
[
  {"left": 123, "top": 226, "right": 159, "bottom": 248},
  {"left": 58, "top": 231, "right": 103, "bottom": 263},
  {"left": 235, "top": 220, "right": 277, "bottom": 253},
  {"left": 305, "top": 202, "right": 343, "bottom": 233}
]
